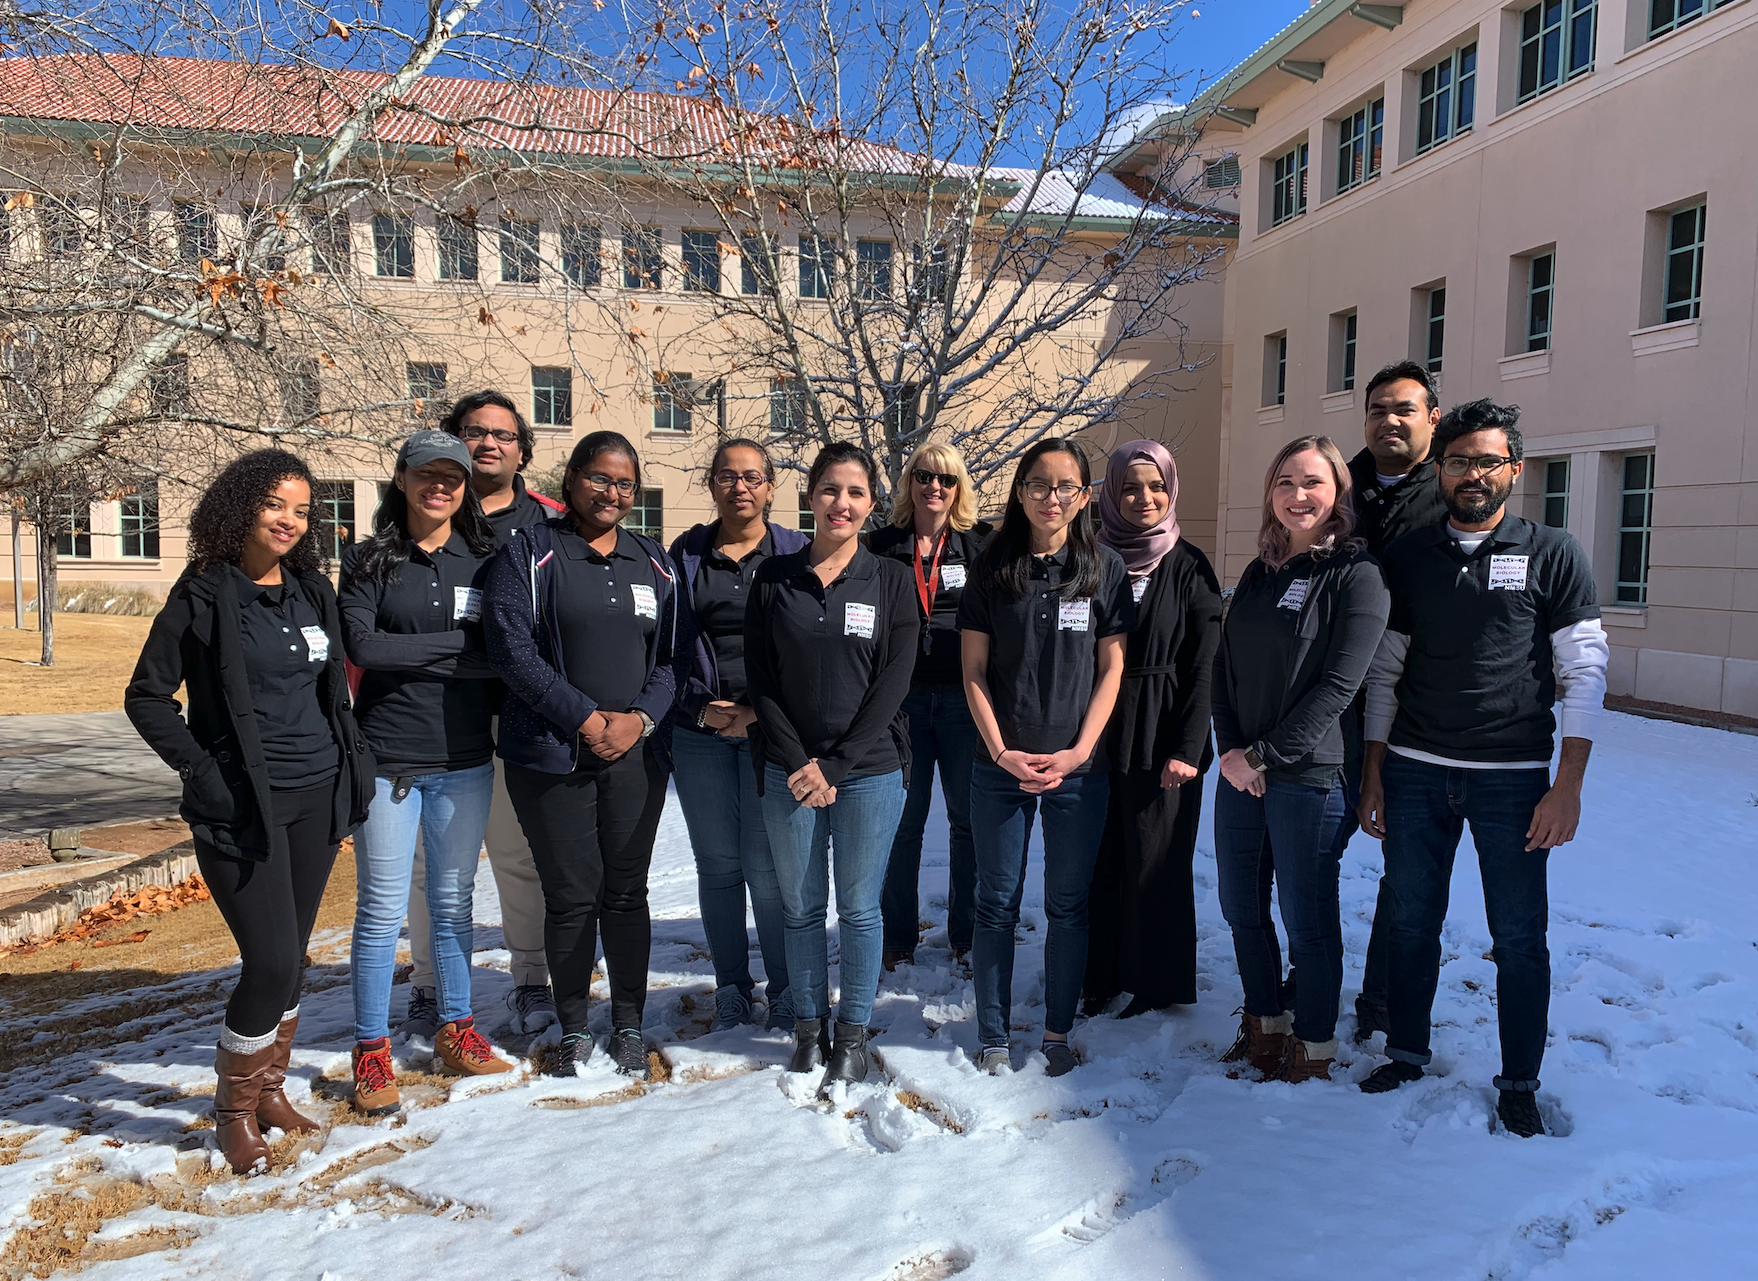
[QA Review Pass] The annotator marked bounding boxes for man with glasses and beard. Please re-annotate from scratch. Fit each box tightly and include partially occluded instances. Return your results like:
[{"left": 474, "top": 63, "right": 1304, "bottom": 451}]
[{"left": 1353, "top": 400, "right": 1609, "bottom": 1138}]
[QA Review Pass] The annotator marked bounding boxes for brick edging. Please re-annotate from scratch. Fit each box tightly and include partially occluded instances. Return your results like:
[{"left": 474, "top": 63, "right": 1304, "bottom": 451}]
[{"left": 0, "top": 841, "right": 200, "bottom": 950}]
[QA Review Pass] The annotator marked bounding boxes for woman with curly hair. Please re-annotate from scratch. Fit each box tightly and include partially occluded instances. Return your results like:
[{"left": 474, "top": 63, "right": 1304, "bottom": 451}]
[{"left": 126, "top": 449, "right": 375, "bottom": 1175}]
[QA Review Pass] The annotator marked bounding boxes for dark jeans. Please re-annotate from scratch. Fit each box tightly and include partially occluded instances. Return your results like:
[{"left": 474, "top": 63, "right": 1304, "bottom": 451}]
[
  {"left": 1381, "top": 754, "right": 1553, "bottom": 1090},
  {"left": 504, "top": 747, "right": 669, "bottom": 1035},
  {"left": 969, "top": 760, "right": 1109, "bottom": 1046},
  {"left": 1085, "top": 768, "right": 1204, "bottom": 1007},
  {"left": 195, "top": 783, "right": 338, "bottom": 1038},
  {"left": 881, "top": 686, "right": 979, "bottom": 954},
  {"left": 1343, "top": 694, "right": 1395, "bottom": 1012},
  {"left": 1214, "top": 776, "right": 1348, "bottom": 1044}
]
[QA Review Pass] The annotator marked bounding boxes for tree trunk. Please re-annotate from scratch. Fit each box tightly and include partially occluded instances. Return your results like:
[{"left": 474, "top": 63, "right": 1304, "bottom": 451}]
[{"left": 37, "top": 525, "right": 56, "bottom": 668}]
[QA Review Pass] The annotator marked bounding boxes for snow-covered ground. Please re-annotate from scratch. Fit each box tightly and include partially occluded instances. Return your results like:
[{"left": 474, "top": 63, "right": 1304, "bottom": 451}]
[{"left": 3, "top": 710, "right": 1757, "bottom": 1279}]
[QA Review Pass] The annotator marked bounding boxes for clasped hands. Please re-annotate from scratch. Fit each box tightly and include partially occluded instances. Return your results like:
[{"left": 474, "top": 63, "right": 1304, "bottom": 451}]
[
  {"left": 788, "top": 759, "right": 836, "bottom": 808},
  {"left": 996, "top": 748, "right": 1086, "bottom": 794},
  {"left": 579, "top": 709, "right": 644, "bottom": 761}
]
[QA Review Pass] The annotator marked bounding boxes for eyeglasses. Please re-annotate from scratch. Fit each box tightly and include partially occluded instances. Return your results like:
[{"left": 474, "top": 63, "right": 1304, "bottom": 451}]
[
  {"left": 457, "top": 426, "right": 520, "bottom": 444},
  {"left": 712, "top": 470, "right": 770, "bottom": 491},
  {"left": 912, "top": 468, "right": 959, "bottom": 489},
  {"left": 581, "top": 472, "right": 638, "bottom": 496},
  {"left": 1439, "top": 454, "right": 1516, "bottom": 478},
  {"left": 1020, "top": 480, "right": 1088, "bottom": 502}
]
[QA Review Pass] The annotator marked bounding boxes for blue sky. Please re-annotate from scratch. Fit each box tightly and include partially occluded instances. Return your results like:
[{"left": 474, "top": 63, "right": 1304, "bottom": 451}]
[{"left": 1170, "top": 0, "right": 1308, "bottom": 90}]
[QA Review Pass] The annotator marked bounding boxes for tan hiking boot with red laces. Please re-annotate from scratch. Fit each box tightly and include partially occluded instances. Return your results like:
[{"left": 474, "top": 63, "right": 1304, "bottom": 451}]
[
  {"left": 436, "top": 1018, "right": 513, "bottom": 1075},
  {"left": 352, "top": 1038, "right": 401, "bottom": 1116}
]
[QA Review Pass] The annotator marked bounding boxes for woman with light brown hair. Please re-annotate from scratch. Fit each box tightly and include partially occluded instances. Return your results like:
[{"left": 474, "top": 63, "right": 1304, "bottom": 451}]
[{"left": 1209, "top": 435, "right": 1388, "bottom": 1084}]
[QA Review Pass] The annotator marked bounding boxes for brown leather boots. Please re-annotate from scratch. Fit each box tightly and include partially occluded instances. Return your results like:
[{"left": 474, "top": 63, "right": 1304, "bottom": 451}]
[
  {"left": 213, "top": 1013, "right": 323, "bottom": 1175},
  {"left": 1221, "top": 1011, "right": 1337, "bottom": 1083}
]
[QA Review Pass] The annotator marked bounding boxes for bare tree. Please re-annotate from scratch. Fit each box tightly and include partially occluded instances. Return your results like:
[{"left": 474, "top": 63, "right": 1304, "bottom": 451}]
[{"left": 626, "top": 0, "right": 1229, "bottom": 503}]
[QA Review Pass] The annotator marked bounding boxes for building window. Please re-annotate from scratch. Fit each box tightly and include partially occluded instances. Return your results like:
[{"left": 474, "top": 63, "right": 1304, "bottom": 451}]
[
  {"left": 1649, "top": 0, "right": 1732, "bottom": 40},
  {"left": 682, "top": 230, "right": 721, "bottom": 292},
  {"left": 281, "top": 357, "right": 321, "bottom": 422},
  {"left": 1271, "top": 143, "right": 1308, "bottom": 227},
  {"left": 1541, "top": 458, "right": 1570, "bottom": 529},
  {"left": 371, "top": 213, "right": 414, "bottom": 278},
  {"left": 559, "top": 223, "right": 602, "bottom": 289},
  {"left": 1526, "top": 252, "right": 1555, "bottom": 352},
  {"left": 1203, "top": 156, "right": 1241, "bottom": 189},
  {"left": 407, "top": 361, "right": 448, "bottom": 417},
  {"left": 623, "top": 226, "right": 663, "bottom": 289},
  {"left": 499, "top": 217, "right": 540, "bottom": 284},
  {"left": 173, "top": 201, "right": 216, "bottom": 263},
  {"left": 532, "top": 366, "right": 573, "bottom": 427},
  {"left": 1335, "top": 99, "right": 1384, "bottom": 195},
  {"left": 1339, "top": 312, "right": 1358, "bottom": 391},
  {"left": 856, "top": 239, "right": 893, "bottom": 301},
  {"left": 769, "top": 378, "right": 807, "bottom": 435},
  {"left": 307, "top": 208, "right": 350, "bottom": 274},
  {"left": 1425, "top": 286, "right": 1446, "bottom": 373},
  {"left": 796, "top": 490, "right": 815, "bottom": 534},
  {"left": 1264, "top": 332, "right": 1288, "bottom": 407},
  {"left": 315, "top": 481, "right": 355, "bottom": 562},
  {"left": 799, "top": 235, "right": 834, "bottom": 299},
  {"left": 652, "top": 374, "right": 693, "bottom": 434},
  {"left": 243, "top": 205, "right": 286, "bottom": 272},
  {"left": 627, "top": 487, "right": 664, "bottom": 542},
  {"left": 1663, "top": 203, "right": 1706, "bottom": 323},
  {"left": 1616, "top": 452, "right": 1654, "bottom": 604},
  {"left": 739, "top": 232, "right": 776, "bottom": 295},
  {"left": 1518, "top": 0, "right": 1596, "bottom": 104},
  {"left": 1417, "top": 43, "right": 1477, "bottom": 154},
  {"left": 106, "top": 194, "right": 152, "bottom": 255},
  {"left": 119, "top": 481, "right": 159, "bottom": 559},
  {"left": 148, "top": 355, "right": 190, "bottom": 416},
  {"left": 54, "top": 496, "right": 92, "bottom": 559},
  {"left": 912, "top": 244, "right": 951, "bottom": 305},
  {"left": 438, "top": 214, "right": 479, "bottom": 281}
]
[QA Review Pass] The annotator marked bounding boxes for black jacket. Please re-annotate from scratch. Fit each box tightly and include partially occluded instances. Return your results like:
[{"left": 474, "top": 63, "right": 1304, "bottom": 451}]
[
  {"left": 125, "top": 563, "right": 376, "bottom": 861},
  {"left": 866, "top": 521, "right": 994, "bottom": 688},
  {"left": 1109, "top": 541, "right": 1223, "bottom": 775},
  {"left": 1348, "top": 448, "right": 1448, "bottom": 555}
]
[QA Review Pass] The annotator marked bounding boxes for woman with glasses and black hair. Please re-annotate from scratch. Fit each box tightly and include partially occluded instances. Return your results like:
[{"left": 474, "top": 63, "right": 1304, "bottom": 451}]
[
  {"left": 340, "top": 430, "right": 511, "bottom": 1118},
  {"left": 959, "top": 439, "right": 1135, "bottom": 1077},
  {"left": 669, "top": 437, "right": 807, "bottom": 1033},
  {"left": 867, "top": 442, "right": 992, "bottom": 973},
  {"left": 126, "top": 449, "right": 374, "bottom": 1174},
  {"left": 746, "top": 442, "right": 917, "bottom": 1094},
  {"left": 484, "top": 431, "right": 679, "bottom": 1080}
]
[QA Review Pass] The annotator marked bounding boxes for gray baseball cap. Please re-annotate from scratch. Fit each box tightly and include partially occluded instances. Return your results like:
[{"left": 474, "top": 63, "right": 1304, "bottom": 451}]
[{"left": 396, "top": 429, "right": 474, "bottom": 475}]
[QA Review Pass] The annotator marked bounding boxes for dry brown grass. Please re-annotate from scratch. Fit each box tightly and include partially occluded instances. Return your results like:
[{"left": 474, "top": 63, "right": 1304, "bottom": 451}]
[
  {"left": 0, "top": 614, "right": 157, "bottom": 715},
  {"left": 894, "top": 1090, "right": 965, "bottom": 1134},
  {"left": 0, "top": 1130, "right": 39, "bottom": 1167}
]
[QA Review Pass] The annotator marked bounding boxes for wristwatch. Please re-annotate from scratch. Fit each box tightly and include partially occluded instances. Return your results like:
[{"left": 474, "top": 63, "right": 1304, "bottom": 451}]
[
  {"left": 1243, "top": 745, "right": 1268, "bottom": 773},
  {"left": 635, "top": 709, "right": 657, "bottom": 739}
]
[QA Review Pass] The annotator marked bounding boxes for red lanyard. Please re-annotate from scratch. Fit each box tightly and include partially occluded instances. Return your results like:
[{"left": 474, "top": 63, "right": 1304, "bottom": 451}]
[{"left": 913, "top": 533, "right": 947, "bottom": 619}]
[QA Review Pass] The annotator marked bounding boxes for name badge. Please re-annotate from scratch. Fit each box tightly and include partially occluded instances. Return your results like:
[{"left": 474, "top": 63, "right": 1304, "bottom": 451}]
[
  {"left": 844, "top": 602, "right": 876, "bottom": 638},
  {"left": 1488, "top": 555, "right": 1529, "bottom": 591},
  {"left": 1058, "top": 598, "right": 1092, "bottom": 632},
  {"left": 630, "top": 583, "right": 659, "bottom": 619},
  {"left": 1277, "top": 579, "right": 1311, "bottom": 611},
  {"left": 941, "top": 564, "right": 967, "bottom": 590},
  {"left": 452, "top": 586, "right": 483, "bottom": 622},
  {"left": 1131, "top": 576, "right": 1150, "bottom": 604},
  {"left": 300, "top": 625, "right": 330, "bottom": 663}
]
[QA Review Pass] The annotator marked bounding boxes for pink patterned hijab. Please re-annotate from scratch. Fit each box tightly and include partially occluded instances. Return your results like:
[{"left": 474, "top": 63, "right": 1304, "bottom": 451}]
[{"left": 1098, "top": 438, "right": 1181, "bottom": 577}]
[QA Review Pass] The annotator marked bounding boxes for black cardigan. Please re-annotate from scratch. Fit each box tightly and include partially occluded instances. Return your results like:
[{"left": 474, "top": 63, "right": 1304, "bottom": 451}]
[
  {"left": 125, "top": 563, "right": 376, "bottom": 861},
  {"left": 1108, "top": 541, "right": 1223, "bottom": 775}
]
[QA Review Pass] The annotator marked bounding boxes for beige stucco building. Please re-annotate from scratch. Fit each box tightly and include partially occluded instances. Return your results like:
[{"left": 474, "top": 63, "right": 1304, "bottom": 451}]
[{"left": 1142, "top": 0, "right": 1758, "bottom": 720}]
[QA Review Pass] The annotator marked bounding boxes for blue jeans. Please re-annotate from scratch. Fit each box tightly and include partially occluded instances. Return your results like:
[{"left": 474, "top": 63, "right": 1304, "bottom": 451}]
[
  {"left": 351, "top": 764, "right": 494, "bottom": 1043},
  {"left": 969, "top": 761, "right": 1109, "bottom": 1046},
  {"left": 762, "top": 766, "right": 905, "bottom": 1027},
  {"left": 881, "top": 687, "right": 980, "bottom": 954},
  {"left": 1381, "top": 754, "right": 1553, "bottom": 1089},
  {"left": 671, "top": 728, "right": 790, "bottom": 1003},
  {"left": 1214, "top": 776, "right": 1348, "bottom": 1044}
]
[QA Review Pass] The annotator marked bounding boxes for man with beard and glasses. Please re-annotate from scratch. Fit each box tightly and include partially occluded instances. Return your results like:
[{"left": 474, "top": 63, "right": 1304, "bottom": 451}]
[{"left": 1353, "top": 399, "right": 1608, "bottom": 1138}]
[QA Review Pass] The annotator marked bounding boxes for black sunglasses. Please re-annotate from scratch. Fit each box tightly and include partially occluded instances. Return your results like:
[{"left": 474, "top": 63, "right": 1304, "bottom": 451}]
[{"left": 912, "top": 468, "right": 959, "bottom": 488}]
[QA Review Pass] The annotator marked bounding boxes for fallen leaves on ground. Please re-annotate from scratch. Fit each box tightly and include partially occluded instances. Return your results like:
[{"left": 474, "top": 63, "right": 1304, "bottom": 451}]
[{"left": 2, "top": 877, "right": 212, "bottom": 957}]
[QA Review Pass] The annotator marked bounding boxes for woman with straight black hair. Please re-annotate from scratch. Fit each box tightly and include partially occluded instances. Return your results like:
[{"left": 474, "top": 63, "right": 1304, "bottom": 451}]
[
  {"left": 959, "top": 438, "right": 1135, "bottom": 1077},
  {"left": 341, "top": 429, "right": 510, "bottom": 1117},
  {"left": 485, "top": 430, "right": 679, "bottom": 1080},
  {"left": 746, "top": 441, "right": 916, "bottom": 1094},
  {"left": 669, "top": 437, "right": 806, "bottom": 1032},
  {"left": 127, "top": 449, "right": 374, "bottom": 1174}
]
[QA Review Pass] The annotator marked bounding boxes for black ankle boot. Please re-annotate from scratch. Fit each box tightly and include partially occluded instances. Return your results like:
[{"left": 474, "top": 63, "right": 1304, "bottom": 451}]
[
  {"left": 789, "top": 1018, "right": 831, "bottom": 1073},
  {"left": 819, "top": 1021, "right": 869, "bottom": 1093}
]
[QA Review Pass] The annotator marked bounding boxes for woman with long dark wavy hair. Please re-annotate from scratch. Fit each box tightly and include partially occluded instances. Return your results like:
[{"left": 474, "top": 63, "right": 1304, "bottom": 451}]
[
  {"left": 958, "top": 438, "right": 1135, "bottom": 1077},
  {"left": 126, "top": 449, "right": 375, "bottom": 1175},
  {"left": 340, "top": 430, "right": 510, "bottom": 1116}
]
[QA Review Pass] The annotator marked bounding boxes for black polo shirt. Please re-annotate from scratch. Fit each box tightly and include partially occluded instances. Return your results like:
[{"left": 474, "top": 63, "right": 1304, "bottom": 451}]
[
  {"left": 868, "top": 522, "right": 992, "bottom": 687},
  {"left": 1381, "top": 515, "right": 1600, "bottom": 763},
  {"left": 554, "top": 525, "right": 661, "bottom": 713},
  {"left": 231, "top": 566, "right": 339, "bottom": 789},
  {"left": 692, "top": 528, "right": 776, "bottom": 705},
  {"left": 484, "top": 475, "right": 562, "bottom": 550},
  {"left": 1348, "top": 449, "right": 1448, "bottom": 555},
  {"left": 956, "top": 543, "right": 1135, "bottom": 774},
  {"left": 339, "top": 533, "right": 498, "bottom": 775},
  {"left": 744, "top": 545, "right": 917, "bottom": 784}
]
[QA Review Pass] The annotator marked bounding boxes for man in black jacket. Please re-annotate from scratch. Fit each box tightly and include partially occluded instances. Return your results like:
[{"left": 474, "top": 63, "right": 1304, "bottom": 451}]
[{"left": 1346, "top": 362, "right": 1448, "bottom": 1042}]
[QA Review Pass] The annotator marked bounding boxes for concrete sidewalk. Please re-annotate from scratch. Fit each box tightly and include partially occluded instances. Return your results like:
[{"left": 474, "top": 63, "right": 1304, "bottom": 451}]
[{"left": 0, "top": 711, "right": 180, "bottom": 841}]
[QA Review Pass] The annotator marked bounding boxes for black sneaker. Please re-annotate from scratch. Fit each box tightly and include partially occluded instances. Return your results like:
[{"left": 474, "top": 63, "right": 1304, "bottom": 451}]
[
  {"left": 1358, "top": 1060, "right": 1425, "bottom": 1094},
  {"left": 1497, "top": 1089, "right": 1545, "bottom": 1138},
  {"left": 605, "top": 1027, "right": 650, "bottom": 1079},
  {"left": 401, "top": 986, "right": 440, "bottom": 1039},
  {"left": 1353, "top": 994, "right": 1390, "bottom": 1043},
  {"left": 1043, "top": 1042, "right": 1078, "bottom": 1077},
  {"left": 544, "top": 1032, "right": 593, "bottom": 1077}
]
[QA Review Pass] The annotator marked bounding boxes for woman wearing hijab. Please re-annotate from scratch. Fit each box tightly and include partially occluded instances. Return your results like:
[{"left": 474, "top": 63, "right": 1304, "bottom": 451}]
[{"left": 1083, "top": 441, "right": 1224, "bottom": 1018}]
